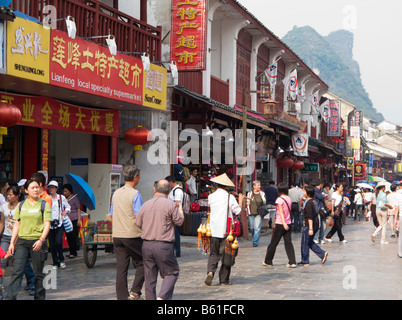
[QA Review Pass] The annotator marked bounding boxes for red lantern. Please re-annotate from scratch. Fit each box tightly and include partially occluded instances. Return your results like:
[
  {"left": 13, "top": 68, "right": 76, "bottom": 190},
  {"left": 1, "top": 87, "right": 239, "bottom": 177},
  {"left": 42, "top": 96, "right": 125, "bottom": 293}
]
[
  {"left": 0, "top": 101, "right": 21, "bottom": 144},
  {"left": 0, "top": 101, "right": 21, "bottom": 127},
  {"left": 124, "top": 126, "right": 151, "bottom": 151},
  {"left": 291, "top": 160, "right": 305, "bottom": 171},
  {"left": 316, "top": 158, "right": 327, "bottom": 165},
  {"left": 277, "top": 158, "right": 294, "bottom": 168}
]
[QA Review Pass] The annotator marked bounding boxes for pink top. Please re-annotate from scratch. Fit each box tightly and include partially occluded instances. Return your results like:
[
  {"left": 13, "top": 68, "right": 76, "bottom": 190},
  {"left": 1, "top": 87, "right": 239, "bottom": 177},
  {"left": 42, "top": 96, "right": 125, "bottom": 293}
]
[
  {"left": 275, "top": 195, "right": 292, "bottom": 225},
  {"left": 0, "top": 247, "right": 7, "bottom": 276}
]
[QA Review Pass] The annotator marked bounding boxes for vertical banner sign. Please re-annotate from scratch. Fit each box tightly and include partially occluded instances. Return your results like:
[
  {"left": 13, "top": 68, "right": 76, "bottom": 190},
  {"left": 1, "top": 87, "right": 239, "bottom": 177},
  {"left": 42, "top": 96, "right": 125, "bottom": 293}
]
[
  {"left": 291, "top": 133, "right": 309, "bottom": 157},
  {"left": 327, "top": 100, "right": 341, "bottom": 137},
  {"left": 7, "top": 17, "right": 50, "bottom": 83},
  {"left": 42, "top": 129, "right": 49, "bottom": 171},
  {"left": 347, "top": 157, "right": 354, "bottom": 170},
  {"left": 171, "top": 0, "right": 207, "bottom": 70},
  {"left": 368, "top": 154, "right": 373, "bottom": 175}
]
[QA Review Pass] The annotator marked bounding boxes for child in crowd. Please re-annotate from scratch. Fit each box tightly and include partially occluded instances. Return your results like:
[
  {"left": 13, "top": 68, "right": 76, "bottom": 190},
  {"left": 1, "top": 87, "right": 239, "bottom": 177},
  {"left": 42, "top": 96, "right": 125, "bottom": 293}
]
[{"left": 0, "top": 246, "right": 11, "bottom": 300}]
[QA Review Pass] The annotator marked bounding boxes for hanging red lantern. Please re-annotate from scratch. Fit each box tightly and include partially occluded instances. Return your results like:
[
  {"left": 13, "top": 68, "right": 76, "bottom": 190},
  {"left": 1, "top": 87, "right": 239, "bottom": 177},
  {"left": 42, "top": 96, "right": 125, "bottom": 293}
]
[
  {"left": 291, "top": 160, "right": 305, "bottom": 171},
  {"left": 316, "top": 158, "right": 327, "bottom": 165},
  {"left": 277, "top": 158, "right": 294, "bottom": 168},
  {"left": 0, "top": 101, "right": 22, "bottom": 144},
  {"left": 0, "top": 101, "right": 21, "bottom": 127},
  {"left": 124, "top": 126, "right": 151, "bottom": 151}
]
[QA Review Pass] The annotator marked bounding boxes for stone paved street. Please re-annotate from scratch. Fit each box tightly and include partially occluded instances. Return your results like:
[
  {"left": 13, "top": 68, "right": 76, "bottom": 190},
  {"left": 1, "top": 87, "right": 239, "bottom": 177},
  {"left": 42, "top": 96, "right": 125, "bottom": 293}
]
[{"left": 4, "top": 216, "right": 402, "bottom": 300}]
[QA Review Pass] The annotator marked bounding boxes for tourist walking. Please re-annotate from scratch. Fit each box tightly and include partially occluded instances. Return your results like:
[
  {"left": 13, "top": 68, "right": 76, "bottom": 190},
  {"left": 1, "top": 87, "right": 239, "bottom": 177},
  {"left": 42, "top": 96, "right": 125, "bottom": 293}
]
[
  {"left": 263, "top": 182, "right": 297, "bottom": 268},
  {"left": 246, "top": 180, "right": 266, "bottom": 247},
  {"left": 353, "top": 188, "right": 364, "bottom": 221},
  {"left": 47, "top": 180, "right": 71, "bottom": 270},
  {"left": 6, "top": 179, "right": 52, "bottom": 300},
  {"left": 299, "top": 185, "right": 328, "bottom": 266},
  {"left": 110, "top": 164, "right": 145, "bottom": 300},
  {"left": 387, "top": 184, "right": 399, "bottom": 238},
  {"left": 313, "top": 179, "right": 328, "bottom": 245},
  {"left": 205, "top": 173, "right": 243, "bottom": 286},
  {"left": 62, "top": 183, "right": 82, "bottom": 259},
  {"left": 136, "top": 179, "right": 184, "bottom": 300},
  {"left": 371, "top": 181, "right": 393, "bottom": 244},
  {"left": 325, "top": 183, "right": 347, "bottom": 243}
]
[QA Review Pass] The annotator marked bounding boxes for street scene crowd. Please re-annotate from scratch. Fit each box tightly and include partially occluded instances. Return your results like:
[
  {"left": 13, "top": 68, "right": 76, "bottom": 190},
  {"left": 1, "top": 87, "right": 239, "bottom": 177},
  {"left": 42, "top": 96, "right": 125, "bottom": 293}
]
[{"left": 0, "top": 164, "right": 401, "bottom": 300}]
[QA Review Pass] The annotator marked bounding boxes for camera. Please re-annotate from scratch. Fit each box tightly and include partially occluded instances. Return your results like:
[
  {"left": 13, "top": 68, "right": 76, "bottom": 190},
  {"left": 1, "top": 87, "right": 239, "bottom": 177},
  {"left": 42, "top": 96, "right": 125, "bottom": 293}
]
[{"left": 51, "top": 219, "right": 59, "bottom": 228}]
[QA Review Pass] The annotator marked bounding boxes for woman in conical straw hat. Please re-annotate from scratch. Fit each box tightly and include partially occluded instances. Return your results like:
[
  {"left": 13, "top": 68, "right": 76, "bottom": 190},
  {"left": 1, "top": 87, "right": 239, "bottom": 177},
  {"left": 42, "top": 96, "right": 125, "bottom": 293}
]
[{"left": 204, "top": 174, "right": 243, "bottom": 286}]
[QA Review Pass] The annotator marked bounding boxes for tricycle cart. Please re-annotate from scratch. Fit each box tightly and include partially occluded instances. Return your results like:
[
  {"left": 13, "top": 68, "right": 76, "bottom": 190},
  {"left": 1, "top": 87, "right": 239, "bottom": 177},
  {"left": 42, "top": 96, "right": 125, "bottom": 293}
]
[{"left": 82, "top": 221, "right": 113, "bottom": 268}]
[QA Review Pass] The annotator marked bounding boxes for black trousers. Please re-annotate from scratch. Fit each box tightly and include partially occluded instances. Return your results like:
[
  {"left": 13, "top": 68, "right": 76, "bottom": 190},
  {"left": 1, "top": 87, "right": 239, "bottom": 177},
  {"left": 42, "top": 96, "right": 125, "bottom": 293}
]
[
  {"left": 326, "top": 213, "right": 345, "bottom": 241},
  {"left": 113, "top": 237, "right": 144, "bottom": 300},
  {"left": 264, "top": 224, "right": 296, "bottom": 265},
  {"left": 207, "top": 237, "right": 231, "bottom": 284},
  {"left": 65, "top": 219, "right": 79, "bottom": 256}
]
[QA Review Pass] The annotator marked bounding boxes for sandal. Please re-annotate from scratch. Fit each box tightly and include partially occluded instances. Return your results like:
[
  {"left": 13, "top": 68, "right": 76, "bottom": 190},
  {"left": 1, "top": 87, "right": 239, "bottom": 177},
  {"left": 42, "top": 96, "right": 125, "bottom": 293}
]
[{"left": 128, "top": 291, "right": 144, "bottom": 300}]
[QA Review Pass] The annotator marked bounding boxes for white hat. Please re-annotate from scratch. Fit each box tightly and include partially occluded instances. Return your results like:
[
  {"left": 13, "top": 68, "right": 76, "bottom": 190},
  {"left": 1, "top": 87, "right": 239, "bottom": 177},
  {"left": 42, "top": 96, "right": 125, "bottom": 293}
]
[
  {"left": 47, "top": 180, "right": 59, "bottom": 188},
  {"left": 17, "top": 179, "right": 27, "bottom": 187},
  {"left": 210, "top": 173, "right": 235, "bottom": 187}
]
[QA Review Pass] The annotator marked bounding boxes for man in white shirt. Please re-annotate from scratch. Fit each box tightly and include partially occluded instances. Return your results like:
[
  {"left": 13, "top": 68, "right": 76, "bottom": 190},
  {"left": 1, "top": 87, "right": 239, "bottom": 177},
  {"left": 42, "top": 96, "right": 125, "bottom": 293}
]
[
  {"left": 205, "top": 174, "right": 243, "bottom": 287},
  {"left": 289, "top": 183, "right": 303, "bottom": 232},
  {"left": 166, "top": 176, "right": 184, "bottom": 257},
  {"left": 186, "top": 168, "right": 198, "bottom": 202}
]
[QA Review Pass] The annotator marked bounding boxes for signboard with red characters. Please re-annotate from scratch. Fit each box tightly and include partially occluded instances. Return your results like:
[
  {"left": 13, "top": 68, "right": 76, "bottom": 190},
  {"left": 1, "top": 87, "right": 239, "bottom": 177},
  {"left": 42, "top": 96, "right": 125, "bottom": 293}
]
[
  {"left": 50, "top": 29, "right": 143, "bottom": 105},
  {"left": 170, "top": 0, "right": 207, "bottom": 70},
  {"left": 327, "top": 100, "right": 341, "bottom": 137}
]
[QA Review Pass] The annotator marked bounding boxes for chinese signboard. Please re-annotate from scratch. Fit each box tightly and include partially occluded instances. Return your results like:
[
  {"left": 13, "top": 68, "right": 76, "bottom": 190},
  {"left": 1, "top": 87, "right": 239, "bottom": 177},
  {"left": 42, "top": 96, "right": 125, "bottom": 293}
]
[
  {"left": 6, "top": 17, "right": 50, "bottom": 83},
  {"left": 327, "top": 100, "right": 341, "bottom": 137},
  {"left": 0, "top": 92, "right": 119, "bottom": 137},
  {"left": 42, "top": 128, "right": 49, "bottom": 171},
  {"left": 143, "top": 63, "right": 167, "bottom": 110},
  {"left": 50, "top": 29, "right": 143, "bottom": 105},
  {"left": 354, "top": 163, "right": 366, "bottom": 180},
  {"left": 170, "top": 0, "right": 207, "bottom": 70}
]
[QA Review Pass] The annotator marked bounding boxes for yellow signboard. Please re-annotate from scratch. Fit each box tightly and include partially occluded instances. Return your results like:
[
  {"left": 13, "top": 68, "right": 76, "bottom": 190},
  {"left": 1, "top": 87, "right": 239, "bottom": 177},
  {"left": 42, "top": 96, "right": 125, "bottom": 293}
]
[
  {"left": 7, "top": 17, "right": 50, "bottom": 83},
  {"left": 142, "top": 63, "right": 167, "bottom": 110}
]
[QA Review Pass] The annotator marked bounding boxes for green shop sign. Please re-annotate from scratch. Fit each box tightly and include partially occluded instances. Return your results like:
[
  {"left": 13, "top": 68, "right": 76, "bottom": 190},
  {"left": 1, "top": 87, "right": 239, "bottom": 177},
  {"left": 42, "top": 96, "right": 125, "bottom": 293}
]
[{"left": 301, "top": 163, "right": 319, "bottom": 172}]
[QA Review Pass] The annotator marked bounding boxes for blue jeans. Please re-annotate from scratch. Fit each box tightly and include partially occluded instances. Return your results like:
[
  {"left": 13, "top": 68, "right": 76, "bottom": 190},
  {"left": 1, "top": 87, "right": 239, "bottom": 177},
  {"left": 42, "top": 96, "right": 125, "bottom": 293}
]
[
  {"left": 248, "top": 215, "right": 263, "bottom": 245},
  {"left": 301, "top": 226, "right": 326, "bottom": 264}
]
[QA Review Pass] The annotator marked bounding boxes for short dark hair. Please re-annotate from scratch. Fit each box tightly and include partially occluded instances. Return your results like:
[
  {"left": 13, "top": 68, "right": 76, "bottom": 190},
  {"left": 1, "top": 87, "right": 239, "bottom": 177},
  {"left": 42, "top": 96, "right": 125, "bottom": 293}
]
[
  {"left": 304, "top": 185, "right": 315, "bottom": 198},
  {"left": 31, "top": 172, "right": 46, "bottom": 187},
  {"left": 25, "top": 178, "right": 40, "bottom": 189},
  {"left": 269, "top": 181, "right": 275, "bottom": 185},
  {"left": 62, "top": 183, "right": 74, "bottom": 194},
  {"left": 165, "top": 175, "right": 176, "bottom": 183},
  {"left": 277, "top": 182, "right": 288, "bottom": 195},
  {"left": 6, "top": 185, "right": 20, "bottom": 197},
  {"left": 391, "top": 184, "right": 398, "bottom": 192}
]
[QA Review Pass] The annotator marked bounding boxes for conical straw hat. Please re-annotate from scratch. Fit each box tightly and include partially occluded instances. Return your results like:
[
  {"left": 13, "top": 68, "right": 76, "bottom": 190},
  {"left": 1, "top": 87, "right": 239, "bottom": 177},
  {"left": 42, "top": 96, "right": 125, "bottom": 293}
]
[{"left": 210, "top": 173, "right": 235, "bottom": 187}]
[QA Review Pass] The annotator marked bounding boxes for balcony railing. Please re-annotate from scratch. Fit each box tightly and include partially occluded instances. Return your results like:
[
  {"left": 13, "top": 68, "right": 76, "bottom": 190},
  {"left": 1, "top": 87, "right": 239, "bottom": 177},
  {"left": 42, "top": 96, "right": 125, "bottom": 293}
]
[{"left": 10, "top": 0, "right": 162, "bottom": 61}]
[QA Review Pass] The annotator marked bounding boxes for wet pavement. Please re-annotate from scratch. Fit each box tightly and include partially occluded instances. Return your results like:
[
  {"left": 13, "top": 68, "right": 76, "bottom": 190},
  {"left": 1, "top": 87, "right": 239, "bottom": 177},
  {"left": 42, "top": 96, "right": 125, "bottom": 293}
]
[{"left": 3, "top": 216, "right": 402, "bottom": 300}]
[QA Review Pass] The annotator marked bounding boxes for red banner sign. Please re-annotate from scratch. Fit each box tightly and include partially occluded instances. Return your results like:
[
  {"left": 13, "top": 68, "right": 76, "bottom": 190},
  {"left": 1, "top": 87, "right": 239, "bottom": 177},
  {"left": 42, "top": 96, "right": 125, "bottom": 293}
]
[
  {"left": 42, "top": 129, "right": 49, "bottom": 171},
  {"left": 0, "top": 92, "right": 119, "bottom": 137},
  {"left": 49, "top": 29, "right": 143, "bottom": 105},
  {"left": 170, "top": 0, "right": 207, "bottom": 70}
]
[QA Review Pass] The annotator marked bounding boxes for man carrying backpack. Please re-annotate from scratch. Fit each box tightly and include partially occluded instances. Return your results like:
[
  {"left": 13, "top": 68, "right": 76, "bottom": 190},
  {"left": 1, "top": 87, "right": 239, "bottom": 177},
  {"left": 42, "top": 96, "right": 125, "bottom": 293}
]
[{"left": 166, "top": 176, "right": 186, "bottom": 257}]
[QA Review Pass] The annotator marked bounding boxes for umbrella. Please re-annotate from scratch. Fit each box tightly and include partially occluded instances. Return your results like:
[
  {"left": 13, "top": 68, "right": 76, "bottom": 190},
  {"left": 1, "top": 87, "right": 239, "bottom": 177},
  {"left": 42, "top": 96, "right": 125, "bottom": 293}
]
[
  {"left": 65, "top": 173, "right": 96, "bottom": 210},
  {"left": 368, "top": 176, "right": 386, "bottom": 182},
  {"left": 356, "top": 183, "right": 373, "bottom": 190},
  {"left": 357, "top": 179, "right": 369, "bottom": 184}
]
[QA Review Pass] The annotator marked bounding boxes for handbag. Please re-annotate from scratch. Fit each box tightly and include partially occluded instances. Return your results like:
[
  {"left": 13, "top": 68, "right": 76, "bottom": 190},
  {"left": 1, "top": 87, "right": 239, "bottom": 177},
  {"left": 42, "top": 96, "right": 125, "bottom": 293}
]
[
  {"left": 333, "top": 202, "right": 342, "bottom": 218},
  {"left": 318, "top": 206, "right": 331, "bottom": 220},
  {"left": 62, "top": 214, "right": 73, "bottom": 233},
  {"left": 257, "top": 204, "right": 269, "bottom": 218},
  {"left": 226, "top": 193, "right": 242, "bottom": 237},
  {"left": 221, "top": 238, "right": 238, "bottom": 267}
]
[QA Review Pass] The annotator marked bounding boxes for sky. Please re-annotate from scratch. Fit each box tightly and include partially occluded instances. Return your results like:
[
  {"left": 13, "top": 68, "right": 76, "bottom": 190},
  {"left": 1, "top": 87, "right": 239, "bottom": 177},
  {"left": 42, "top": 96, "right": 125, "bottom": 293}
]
[{"left": 237, "top": 0, "right": 402, "bottom": 125}]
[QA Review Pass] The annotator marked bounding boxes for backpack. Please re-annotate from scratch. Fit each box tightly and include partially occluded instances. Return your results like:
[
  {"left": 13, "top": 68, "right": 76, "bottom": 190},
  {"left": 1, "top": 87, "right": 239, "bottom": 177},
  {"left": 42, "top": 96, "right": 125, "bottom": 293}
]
[
  {"left": 173, "top": 186, "right": 191, "bottom": 214},
  {"left": 19, "top": 199, "right": 47, "bottom": 219}
]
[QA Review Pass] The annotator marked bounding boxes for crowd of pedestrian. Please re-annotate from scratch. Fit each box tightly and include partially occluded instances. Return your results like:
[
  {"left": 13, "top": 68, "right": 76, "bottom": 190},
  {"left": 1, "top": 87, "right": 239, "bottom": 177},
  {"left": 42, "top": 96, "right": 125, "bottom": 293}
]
[
  {"left": 1, "top": 164, "right": 401, "bottom": 301},
  {"left": 0, "top": 173, "right": 83, "bottom": 300}
]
